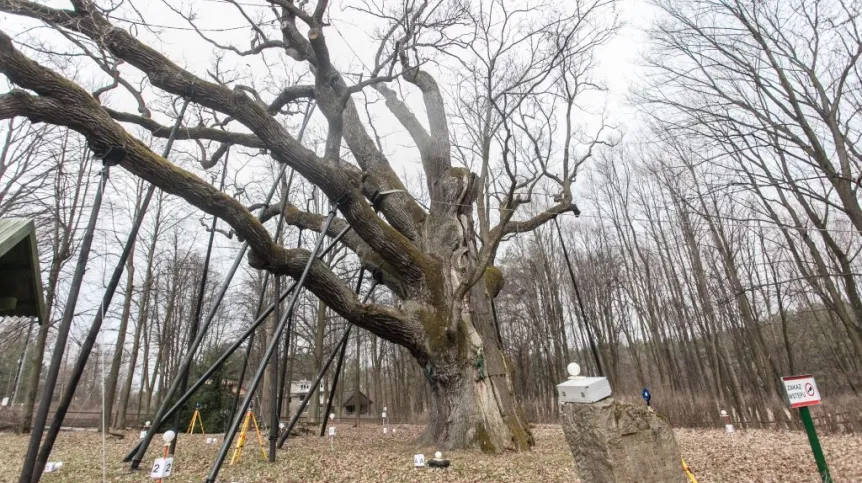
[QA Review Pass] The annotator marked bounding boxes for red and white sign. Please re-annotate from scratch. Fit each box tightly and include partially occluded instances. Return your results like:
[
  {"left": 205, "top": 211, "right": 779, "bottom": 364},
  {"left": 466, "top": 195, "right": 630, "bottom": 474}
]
[{"left": 781, "top": 375, "right": 821, "bottom": 408}]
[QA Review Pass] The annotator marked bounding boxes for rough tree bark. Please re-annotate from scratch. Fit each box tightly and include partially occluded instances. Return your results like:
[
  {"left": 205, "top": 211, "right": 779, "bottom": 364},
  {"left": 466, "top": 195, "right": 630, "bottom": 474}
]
[{"left": 0, "top": 0, "right": 613, "bottom": 452}]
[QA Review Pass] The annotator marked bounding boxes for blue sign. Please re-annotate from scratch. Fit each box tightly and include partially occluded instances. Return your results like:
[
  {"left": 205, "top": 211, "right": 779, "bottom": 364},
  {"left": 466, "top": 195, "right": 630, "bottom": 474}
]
[{"left": 642, "top": 388, "right": 651, "bottom": 405}]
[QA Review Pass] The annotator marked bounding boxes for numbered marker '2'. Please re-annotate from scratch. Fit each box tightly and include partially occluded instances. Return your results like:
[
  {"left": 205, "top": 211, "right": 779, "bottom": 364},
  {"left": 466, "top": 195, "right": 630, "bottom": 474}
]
[{"left": 150, "top": 457, "right": 174, "bottom": 478}]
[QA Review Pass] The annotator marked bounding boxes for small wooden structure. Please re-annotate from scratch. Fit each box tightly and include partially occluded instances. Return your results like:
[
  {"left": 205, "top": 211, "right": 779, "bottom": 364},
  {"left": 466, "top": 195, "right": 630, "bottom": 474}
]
[
  {"left": 0, "top": 218, "right": 46, "bottom": 323},
  {"left": 342, "top": 391, "right": 373, "bottom": 415}
]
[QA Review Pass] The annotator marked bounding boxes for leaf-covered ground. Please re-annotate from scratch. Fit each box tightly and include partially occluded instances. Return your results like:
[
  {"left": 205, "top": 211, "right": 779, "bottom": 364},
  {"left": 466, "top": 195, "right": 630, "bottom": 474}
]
[{"left": 0, "top": 424, "right": 860, "bottom": 482}]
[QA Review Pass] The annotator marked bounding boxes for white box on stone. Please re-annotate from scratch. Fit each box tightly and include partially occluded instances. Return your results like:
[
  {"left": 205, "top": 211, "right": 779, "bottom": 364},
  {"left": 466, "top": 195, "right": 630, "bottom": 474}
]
[{"left": 557, "top": 377, "right": 612, "bottom": 404}]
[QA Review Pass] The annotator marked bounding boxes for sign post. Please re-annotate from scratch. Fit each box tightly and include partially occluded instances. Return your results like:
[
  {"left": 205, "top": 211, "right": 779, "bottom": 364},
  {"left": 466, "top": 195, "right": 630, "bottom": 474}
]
[{"left": 781, "top": 375, "right": 831, "bottom": 483}]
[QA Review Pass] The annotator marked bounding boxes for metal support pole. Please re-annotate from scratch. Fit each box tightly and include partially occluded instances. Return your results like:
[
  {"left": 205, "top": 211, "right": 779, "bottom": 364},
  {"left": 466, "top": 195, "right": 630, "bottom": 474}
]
[
  {"left": 121, "top": 224, "right": 351, "bottom": 463},
  {"left": 20, "top": 160, "right": 112, "bottom": 483},
  {"left": 170, "top": 150, "right": 230, "bottom": 455},
  {"left": 319, "top": 324, "right": 351, "bottom": 437},
  {"left": 130, "top": 102, "right": 316, "bottom": 468},
  {"left": 279, "top": 282, "right": 378, "bottom": 447},
  {"left": 267, "top": 198, "right": 292, "bottom": 463},
  {"left": 204, "top": 202, "right": 340, "bottom": 483},
  {"left": 553, "top": 217, "right": 604, "bottom": 377},
  {"left": 268, "top": 273, "right": 280, "bottom": 462},
  {"left": 320, "top": 269, "right": 364, "bottom": 436},
  {"left": 275, "top": 306, "right": 292, "bottom": 420},
  {"left": 800, "top": 406, "right": 832, "bottom": 482},
  {"left": 275, "top": 230, "right": 304, "bottom": 422}
]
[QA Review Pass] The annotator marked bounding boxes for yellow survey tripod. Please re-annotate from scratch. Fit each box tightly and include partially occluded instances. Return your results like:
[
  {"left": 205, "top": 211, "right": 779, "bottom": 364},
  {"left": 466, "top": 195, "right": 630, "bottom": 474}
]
[
  {"left": 186, "top": 402, "right": 206, "bottom": 436},
  {"left": 229, "top": 403, "right": 266, "bottom": 465}
]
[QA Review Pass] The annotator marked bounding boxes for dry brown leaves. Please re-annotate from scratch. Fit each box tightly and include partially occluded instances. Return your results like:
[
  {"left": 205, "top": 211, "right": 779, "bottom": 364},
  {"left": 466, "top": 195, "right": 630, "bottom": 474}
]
[{"left": 0, "top": 424, "right": 859, "bottom": 482}]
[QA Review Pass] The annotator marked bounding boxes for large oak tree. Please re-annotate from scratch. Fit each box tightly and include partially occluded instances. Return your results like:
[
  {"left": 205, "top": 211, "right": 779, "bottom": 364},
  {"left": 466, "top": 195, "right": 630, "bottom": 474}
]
[{"left": 0, "top": 0, "right": 616, "bottom": 451}]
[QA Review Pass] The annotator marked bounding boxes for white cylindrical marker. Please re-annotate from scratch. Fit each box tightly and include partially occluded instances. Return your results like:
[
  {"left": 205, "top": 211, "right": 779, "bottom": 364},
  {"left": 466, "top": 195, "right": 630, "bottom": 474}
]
[{"left": 721, "top": 410, "right": 734, "bottom": 433}]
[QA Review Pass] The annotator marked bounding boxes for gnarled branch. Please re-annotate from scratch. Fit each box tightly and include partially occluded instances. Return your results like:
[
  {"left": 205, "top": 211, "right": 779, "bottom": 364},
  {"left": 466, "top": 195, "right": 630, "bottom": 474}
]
[{"left": 0, "top": 0, "right": 430, "bottom": 285}]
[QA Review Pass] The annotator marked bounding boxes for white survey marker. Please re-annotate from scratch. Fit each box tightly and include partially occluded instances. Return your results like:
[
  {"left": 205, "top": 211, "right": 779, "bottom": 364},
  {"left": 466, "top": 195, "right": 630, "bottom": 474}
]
[
  {"left": 150, "top": 457, "right": 173, "bottom": 478},
  {"left": 781, "top": 374, "right": 821, "bottom": 408}
]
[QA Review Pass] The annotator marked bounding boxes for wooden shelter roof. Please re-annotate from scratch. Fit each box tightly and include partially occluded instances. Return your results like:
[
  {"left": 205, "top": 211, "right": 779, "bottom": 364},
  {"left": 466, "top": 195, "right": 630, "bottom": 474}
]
[
  {"left": 342, "top": 390, "right": 373, "bottom": 407},
  {"left": 0, "top": 219, "right": 46, "bottom": 323}
]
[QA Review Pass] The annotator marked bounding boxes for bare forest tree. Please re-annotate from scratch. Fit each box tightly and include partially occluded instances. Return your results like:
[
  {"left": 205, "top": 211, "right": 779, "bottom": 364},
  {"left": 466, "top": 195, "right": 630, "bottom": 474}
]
[
  {"left": 0, "top": 120, "right": 59, "bottom": 219},
  {"left": 640, "top": 0, "right": 862, "bottom": 354}
]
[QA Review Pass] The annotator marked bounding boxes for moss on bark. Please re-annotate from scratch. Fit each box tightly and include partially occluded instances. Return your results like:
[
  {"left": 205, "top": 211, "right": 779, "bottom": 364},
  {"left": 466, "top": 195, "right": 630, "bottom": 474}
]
[{"left": 483, "top": 265, "right": 504, "bottom": 297}]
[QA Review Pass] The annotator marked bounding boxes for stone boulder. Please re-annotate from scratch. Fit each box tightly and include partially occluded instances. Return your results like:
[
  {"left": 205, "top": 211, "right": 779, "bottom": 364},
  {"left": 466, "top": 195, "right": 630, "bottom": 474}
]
[{"left": 560, "top": 398, "right": 686, "bottom": 483}]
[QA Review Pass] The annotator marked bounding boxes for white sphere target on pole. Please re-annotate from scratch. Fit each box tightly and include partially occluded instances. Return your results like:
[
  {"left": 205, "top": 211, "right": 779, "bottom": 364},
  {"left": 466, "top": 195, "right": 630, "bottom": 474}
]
[{"left": 152, "top": 431, "right": 176, "bottom": 480}]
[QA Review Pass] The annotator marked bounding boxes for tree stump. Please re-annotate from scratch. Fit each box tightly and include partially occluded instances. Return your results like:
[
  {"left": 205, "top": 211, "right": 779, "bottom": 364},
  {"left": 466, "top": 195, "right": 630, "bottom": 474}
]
[{"left": 560, "top": 398, "right": 686, "bottom": 483}]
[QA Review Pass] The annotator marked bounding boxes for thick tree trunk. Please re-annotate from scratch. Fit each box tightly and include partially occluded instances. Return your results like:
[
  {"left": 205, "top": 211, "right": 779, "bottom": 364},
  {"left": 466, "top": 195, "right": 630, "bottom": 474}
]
[{"left": 416, "top": 282, "right": 532, "bottom": 453}]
